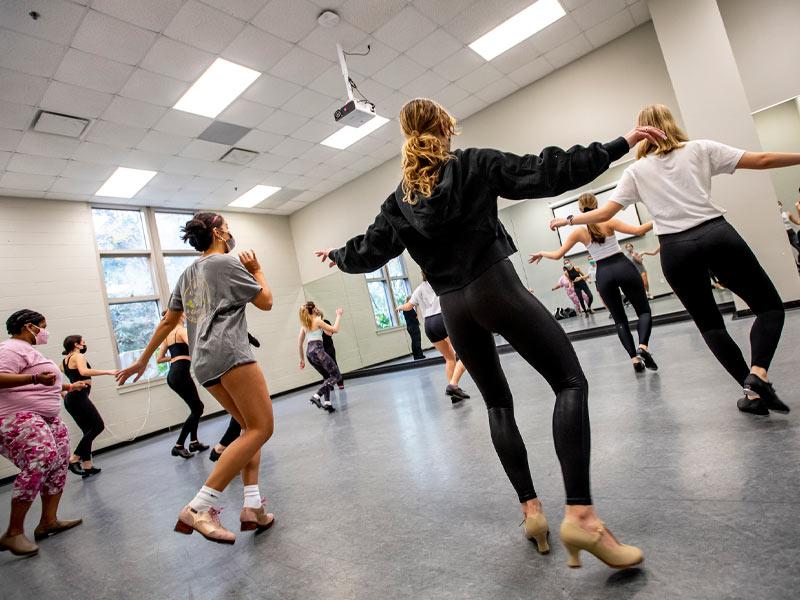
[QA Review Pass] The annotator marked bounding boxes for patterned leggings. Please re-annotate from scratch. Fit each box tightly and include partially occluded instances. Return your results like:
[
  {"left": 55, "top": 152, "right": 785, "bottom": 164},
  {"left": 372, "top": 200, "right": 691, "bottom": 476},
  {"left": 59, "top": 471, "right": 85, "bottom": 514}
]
[
  {"left": 0, "top": 412, "right": 70, "bottom": 502},
  {"left": 306, "top": 341, "right": 341, "bottom": 402}
]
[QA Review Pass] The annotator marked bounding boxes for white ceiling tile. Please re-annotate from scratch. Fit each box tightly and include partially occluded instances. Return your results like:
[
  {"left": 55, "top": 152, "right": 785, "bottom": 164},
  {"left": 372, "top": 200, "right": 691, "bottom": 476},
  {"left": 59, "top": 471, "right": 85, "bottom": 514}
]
[
  {"left": 16, "top": 131, "right": 79, "bottom": 158},
  {"left": 356, "top": 79, "right": 396, "bottom": 104},
  {"left": 54, "top": 49, "right": 134, "bottom": 94},
  {"left": 572, "top": 0, "right": 627, "bottom": 29},
  {"left": 628, "top": 1, "right": 651, "bottom": 26},
  {"left": 71, "top": 10, "right": 158, "bottom": 65},
  {"left": 135, "top": 185, "right": 177, "bottom": 202},
  {"left": 405, "top": 29, "right": 463, "bottom": 69},
  {"left": 179, "top": 140, "right": 229, "bottom": 161},
  {"left": 290, "top": 119, "right": 339, "bottom": 144},
  {"left": 446, "top": 2, "right": 507, "bottom": 45},
  {"left": 339, "top": 0, "right": 406, "bottom": 33},
  {"left": 269, "top": 46, "right": 332, "bottom": 86},
  {"left": 585, "top": 9, "right": 636, "bottom": 48},
  {"left": 0, "top": 187, "right": 42, "bottom": 199},
  {"left": 197, "top": 162, "right": 245, "bottom": 179},
  {"left": 349, "top": 154, "right": 383, "bottom": 172},
  {"left": 236, "top": 129, "right": 283, "bottom": 152},
  {"left": 372, "top": 119, "right": 402, "bottom": 141},
  {"left": 6, "top": 153, "right": 68, "bottom": 176},
  {"left": 373, "top": 141, "right": 400, "bottom": 162},
  {"left": 170, "top": 189, "right": 212, "bottom": 204},
  {"left": 0, "top": 0, "right": 86, "bottom": 46},
  {"left": 164, "top": 1, "right": 245, "bottom": 53},
  {"left": 0, "top": 68, "right": 48, "bottom": 105},
  {"left": 218, "top": 99, "right": 274, "bottom": 128},
  {"left": 271, "top": 138, "right": 315, "bottom": 159},
  {"left": 292, "top": 190, "right": 324, "bottom": 203},
  {"left": 401, "top": 70, "right": 450, "bottom": 99},
  {"left": 342, "top": 39, "right": 399, "bottom": 78},
  {"left": 202, "top": 0, "right": 270, "bottom": 21},
  {"left": 0, "top": 101, "right": 36, "bottom": 131},
  {"left": 73, "top": 141, "right": 130, "bottom": 165},
  {"left": 280, "top": 158, "right": 319, "bottom": 175},
  {"left": 435, "top": 84, "right": 471, "bottom": 108},
  {"left": 545, "top": 34, "right": 593, "bottom": 69},
  {"left": 561, "top": 0, "right": 594, "bottom": 9},
  {"left": 288, "top": 175, "right": 324, "bottom": 190},
  {"left": 149, "top": 173, "right": 195, "bottom": 190},
  {"left": 0, "top": 172, "right": 56, "bottom": 191},
  {"left": 235, "top": 167, "right": 273, "bottom": 183},
  {"left": 431, "top": 47, "right": 485, "bottom": 82},
  {"left": 60, "top": 160, "right": 115, "bottom": 181},
  {"left": 310, "top": 178, "right": 341, "bottom": 193},
  {"left": 412, "top": 0, "right": 476, "bottom": 25},
  {"left": 298, "top": 19, "right": 367, "bottom": 60},
  {"left": 282, "top": 89, "right": 337, "bottom": 119},
  {"left": 308, "top": 65, "right": 351, "bottom": 99},
  {"left": 102, "top": 96, "right": 168, "bottom": 129},
  {"left": 0, "top": 151, "right": 11, "bottom": 171},
  {"left": 50, "top": 177, "right": 101, "bottom": 195},
  {"left": 222, "top": 25, "right": 293, "bottom": 73},
  {"left": 273, "top": 199, "right": 311, "bottom": 214},
  {"left": 474, "top": 76, "right": 519, "bottom": 104},
  {"left": 162, "top": 156, "right": 210, "bottom": 175},
  {"left": 40, "top": 81, "right": 112, "bottom": 119},
  {"left": 92, "top": 0, "right": 184, "bottom": 32},
  {"left": 45, "top": 191, "right": 92, "bottom": 202},
  {"left": 371, "top": 55, "right": 426, "bottom": 89},
  {"left": 308, "top": 0, "right": 345, "bottom": 7},
  {"left": 299, "top": 144, "right": 337, "bottom": 164},
  {"left": 85, "top": 120, "right": 148, "bottom": 148},
  {"left": 136, "top": 130, "right": 192, "bottom": 154},
  {"left": 379, "top": 93, "right": 412, "bottom": 119},
  {"left": 140, "top": 37, "right": 215, "bottom": 82},
  {"left": 349, "top": 134, "right": 385, "bottom": 155},
  {"left": 303, "top": 160, "right": 339, "bottom": 178},
  {"left": 184, "top": 176, "right": 227, "bottom": 192},
  {"left": 122, "top": 149, "right": 173, "bottom": 171},
  {"left": 530, "top": 15, "right": 582, "bottom": 54},
  {"left": 252, "top": 0, "right": 319, "bottom": 43},
  {"left": 0, "top": 29, "right": 65, "bottom": 78},
  {"left": 450, "top": 94, "right": 488, "bottom": 120},
  {"left": 120, "top": 69, "right": 189, "bottom": 107},
  {"left": 373, "top": 6, "right": 437, "bottom": 53},
  {"left": 259, "top": 110, "right": 309, "bottom": 136},
  {"left": 154, "top": 110, "right": 213, "bottom": 137},
  {"left": 249, "top": 153, "right": 291, "bottom": 171},
  {"left": 489, "top": 37, "right": 544, "bottom": 75},
  {"left": 507, "top": 56, "right": 553, "bottom": 87},
  {"left": 456, "top": 62, "right": 504, "bottom": 94},
  {"left": 243, "top": 74, "right": 302, "bottom": 108},
  {"left": 323, "top": 150, "right": 362, "bottom": 168}
]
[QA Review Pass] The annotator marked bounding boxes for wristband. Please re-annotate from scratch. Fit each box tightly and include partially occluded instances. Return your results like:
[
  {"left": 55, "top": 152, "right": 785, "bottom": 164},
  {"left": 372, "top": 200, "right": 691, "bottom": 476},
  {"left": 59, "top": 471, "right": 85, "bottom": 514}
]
[
  {"left": 68, "top": 384, "right": 74, "bottom": 392},
  {"left": 31, "top": 373, "right": 38, "bottom": 385},
  {"left": 567, "top": 214, "right": 574, "bottom": 225}
]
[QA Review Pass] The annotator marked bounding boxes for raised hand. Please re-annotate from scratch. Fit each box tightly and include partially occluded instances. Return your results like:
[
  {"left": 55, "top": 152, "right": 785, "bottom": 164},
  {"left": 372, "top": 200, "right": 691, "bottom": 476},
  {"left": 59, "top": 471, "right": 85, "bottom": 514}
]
[
  {"left": 624, "top": 126, "right": 667, "bottom": 148},
  {"left": 335, "top": 308, "right": 344, "bottom": 316},
  {"left": 528, "top": 252, "right": 544, "bottom": 264},
  {"left": 116, "top": 359, "right": 148, "bottom": 386},
  {"left": 549, "top": 217, "right": 568, "bottom": 231},
  {"left": 239, "top": 250, "right": 262, "bottom": 275},
  {"left": 314, "top": 248, "right": 336, "bottom": 268}
]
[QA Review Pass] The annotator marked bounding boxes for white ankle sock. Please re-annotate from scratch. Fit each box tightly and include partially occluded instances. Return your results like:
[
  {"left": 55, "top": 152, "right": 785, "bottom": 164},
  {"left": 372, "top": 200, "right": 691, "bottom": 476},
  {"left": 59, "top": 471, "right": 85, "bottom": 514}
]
[
  {"left": 189, "top": 485, "right": 221, "bottom": 512},
  {"left": 243, "top": 485, "right": 262, "bottom": 509}
]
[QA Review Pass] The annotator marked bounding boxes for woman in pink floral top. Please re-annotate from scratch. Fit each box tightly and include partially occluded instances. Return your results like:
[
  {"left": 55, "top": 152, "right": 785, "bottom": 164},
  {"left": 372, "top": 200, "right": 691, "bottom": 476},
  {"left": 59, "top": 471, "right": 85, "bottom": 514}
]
[{"left": 0, "top": 309, "right": 85, "bottom": 557}]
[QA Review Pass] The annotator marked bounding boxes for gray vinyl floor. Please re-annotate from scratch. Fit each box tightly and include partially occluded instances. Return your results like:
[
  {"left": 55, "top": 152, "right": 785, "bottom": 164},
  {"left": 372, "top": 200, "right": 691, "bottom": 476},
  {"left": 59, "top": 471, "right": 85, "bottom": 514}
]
[{"left": 1, "top": 311, "right": 799, "bottom": 600}]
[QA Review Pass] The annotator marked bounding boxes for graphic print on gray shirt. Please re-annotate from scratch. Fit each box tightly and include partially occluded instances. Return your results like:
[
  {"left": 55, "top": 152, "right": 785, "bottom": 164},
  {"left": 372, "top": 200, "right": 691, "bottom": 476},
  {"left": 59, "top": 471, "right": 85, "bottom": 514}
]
[{"left": 168, "top": 254, "right": 262, "bottom": 385}]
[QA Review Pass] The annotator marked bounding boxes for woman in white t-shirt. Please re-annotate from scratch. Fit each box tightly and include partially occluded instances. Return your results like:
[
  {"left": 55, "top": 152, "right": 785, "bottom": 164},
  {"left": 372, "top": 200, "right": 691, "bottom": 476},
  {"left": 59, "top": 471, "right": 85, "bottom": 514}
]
[
  {"left": 551, "top": 104, "right": 800, "bottom": 416},
  {"left": 397, "top": 273, "right": 469, "bottom": 402},
  {"left": 777, "top": 200, "right": 800, "bottom": 263}
]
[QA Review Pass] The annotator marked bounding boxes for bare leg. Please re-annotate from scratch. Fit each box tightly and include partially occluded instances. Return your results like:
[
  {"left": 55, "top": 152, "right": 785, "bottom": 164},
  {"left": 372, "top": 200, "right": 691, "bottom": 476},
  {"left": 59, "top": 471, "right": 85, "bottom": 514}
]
[
  {"left": 38, "top": 492, "right": 62, "bottom": 527},
  {"left": 5, "top": 499, "right": 32, "bottom": 537},
  {"left": 433, "top": 339, "right": 456, "bottom": 382}
]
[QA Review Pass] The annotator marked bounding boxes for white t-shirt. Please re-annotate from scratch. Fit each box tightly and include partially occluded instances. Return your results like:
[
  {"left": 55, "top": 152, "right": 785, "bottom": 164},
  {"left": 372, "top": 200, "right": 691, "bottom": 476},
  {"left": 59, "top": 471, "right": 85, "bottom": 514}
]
[
  {"left": 410, "top": 281, "right": 441, "bottom": 318},
  {"left": 612, "top": 139, "right": 745, "bottom": 235}
]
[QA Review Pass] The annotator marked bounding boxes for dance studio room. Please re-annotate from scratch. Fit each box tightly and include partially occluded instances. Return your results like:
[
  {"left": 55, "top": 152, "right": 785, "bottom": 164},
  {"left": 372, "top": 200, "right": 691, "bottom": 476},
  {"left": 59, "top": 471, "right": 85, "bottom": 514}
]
[{"left": 1, "top": 0, "right": 799, "bottom": 598}]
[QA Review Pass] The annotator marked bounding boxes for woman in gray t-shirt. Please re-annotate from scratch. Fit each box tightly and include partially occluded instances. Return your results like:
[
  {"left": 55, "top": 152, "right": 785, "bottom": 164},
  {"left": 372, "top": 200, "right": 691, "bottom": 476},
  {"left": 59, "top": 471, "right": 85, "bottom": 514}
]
[{"left": 117, "top": 212, "right": 275, "bottom": 544}]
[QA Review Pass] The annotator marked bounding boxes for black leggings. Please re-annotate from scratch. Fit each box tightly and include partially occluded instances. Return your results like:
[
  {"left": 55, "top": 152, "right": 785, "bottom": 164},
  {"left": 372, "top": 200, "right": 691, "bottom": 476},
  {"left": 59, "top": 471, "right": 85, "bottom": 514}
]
[
  {"left": 572, "top": 280, "right": 593, "bottom": 311},
  {"left": 63, "top": 389, "right": 104, "bottom": 462},
  {"left": 440, "top": 259, "right": 591, "bottom": 505},
  {"left": 659, "top": 217, "right": 784, "bottom": 384},
  {"left": 167, "top": 360, "right": 204, "bottom": 446},
  {"left": 219, "top": 417, "right": 241, "bottom": 447},
  {"left": 595, "top": 253, "right": 652, "bottom": 358},
  {"left": 307, "top": 341, "right": 341, "bottom": 402}
]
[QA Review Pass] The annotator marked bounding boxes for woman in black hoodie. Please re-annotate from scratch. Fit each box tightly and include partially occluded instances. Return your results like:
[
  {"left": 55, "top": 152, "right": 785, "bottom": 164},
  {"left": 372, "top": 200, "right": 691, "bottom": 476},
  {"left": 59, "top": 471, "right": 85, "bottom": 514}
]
[{"left": 316, "top": 98, "right": 664, "bottom": 569}]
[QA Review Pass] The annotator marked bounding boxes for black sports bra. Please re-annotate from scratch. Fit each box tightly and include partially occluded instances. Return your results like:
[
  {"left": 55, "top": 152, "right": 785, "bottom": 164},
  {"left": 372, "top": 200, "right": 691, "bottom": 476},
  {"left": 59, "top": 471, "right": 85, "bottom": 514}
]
[
  {"left": 63, "top": 358, "right": 91, "bottom": 383},
  {"left": 167, "top": 342, "right": 190, "bottom": 358}
]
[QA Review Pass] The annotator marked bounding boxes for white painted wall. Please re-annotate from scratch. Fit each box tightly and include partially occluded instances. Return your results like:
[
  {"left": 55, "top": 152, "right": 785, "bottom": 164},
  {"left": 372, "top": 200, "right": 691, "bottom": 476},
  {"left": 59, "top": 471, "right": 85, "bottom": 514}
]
[{"left": 0, "top": 197, "right": 315, "bottom": 478}]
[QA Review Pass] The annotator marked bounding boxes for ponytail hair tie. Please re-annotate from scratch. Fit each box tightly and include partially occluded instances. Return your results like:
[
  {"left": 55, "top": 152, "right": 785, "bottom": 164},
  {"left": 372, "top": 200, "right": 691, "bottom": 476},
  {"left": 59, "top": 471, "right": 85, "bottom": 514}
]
[{"left": 411, "top": 130, "right": 419, "bottom": 137}]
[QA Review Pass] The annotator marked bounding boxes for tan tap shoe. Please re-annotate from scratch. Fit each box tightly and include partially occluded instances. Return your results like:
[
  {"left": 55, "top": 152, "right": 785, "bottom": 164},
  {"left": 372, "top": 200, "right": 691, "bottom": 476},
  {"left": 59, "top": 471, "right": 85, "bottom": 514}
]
[
  {"left": 522, "top": 513, "right": 550, "bottom": 554},
  {"left": 34, "top": 518, "right": 83, "bottom": 541},
  {"left": 0, "top": 533, "right": 39, "bottom": 557},
  {"left": 174, "top": 505, "right": 235, "bottom": 545},
  {"left": 560, "top": 519, "right": 643, "bottom": 569},
  {"left": 240, "top": 502, "right": 275, "bottom": 533}
]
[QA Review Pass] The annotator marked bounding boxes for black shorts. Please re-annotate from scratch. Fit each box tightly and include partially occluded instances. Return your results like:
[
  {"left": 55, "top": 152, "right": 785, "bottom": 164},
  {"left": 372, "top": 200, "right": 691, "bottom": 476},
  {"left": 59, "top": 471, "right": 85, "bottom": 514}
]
[{"left": 424, "top": 312, "right": 449, "bottom": 343}]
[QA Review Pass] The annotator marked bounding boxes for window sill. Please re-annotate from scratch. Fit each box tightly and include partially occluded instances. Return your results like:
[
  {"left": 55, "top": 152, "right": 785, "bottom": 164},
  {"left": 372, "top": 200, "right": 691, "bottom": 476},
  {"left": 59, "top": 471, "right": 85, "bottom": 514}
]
[
  {"left": 376, "top": 326, "right": 406, "bottom": 336},
  {"left": 116, "top": 376, "right": 167, "bottom": 395}
]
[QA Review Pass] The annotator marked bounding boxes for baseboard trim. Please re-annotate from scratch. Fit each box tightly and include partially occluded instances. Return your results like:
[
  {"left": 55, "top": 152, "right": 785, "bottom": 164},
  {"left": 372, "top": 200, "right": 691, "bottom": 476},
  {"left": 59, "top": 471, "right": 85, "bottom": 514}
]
[{"left": 732, "top": 299, "right": 800, "bottom": 320}]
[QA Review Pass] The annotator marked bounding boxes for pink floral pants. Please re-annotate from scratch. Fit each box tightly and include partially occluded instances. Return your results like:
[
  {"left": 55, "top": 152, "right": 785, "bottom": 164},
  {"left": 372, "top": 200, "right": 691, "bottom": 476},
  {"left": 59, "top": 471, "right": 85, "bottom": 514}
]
[{"left": 0, "top": 412, "right": 70, "bottom": 502}]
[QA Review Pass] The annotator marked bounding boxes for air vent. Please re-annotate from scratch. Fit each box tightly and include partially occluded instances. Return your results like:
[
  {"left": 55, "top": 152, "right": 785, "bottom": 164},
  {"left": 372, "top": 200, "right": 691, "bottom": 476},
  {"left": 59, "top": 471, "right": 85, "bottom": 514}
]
[
  {"left": 32, "top": 110, "right": 90, "bottom": 138},
  {"left": 198, "top": 121, "right": 251, "bottom": 145},
  {"left": 220, "top": 147, "right": 258, "bottom": 166}
]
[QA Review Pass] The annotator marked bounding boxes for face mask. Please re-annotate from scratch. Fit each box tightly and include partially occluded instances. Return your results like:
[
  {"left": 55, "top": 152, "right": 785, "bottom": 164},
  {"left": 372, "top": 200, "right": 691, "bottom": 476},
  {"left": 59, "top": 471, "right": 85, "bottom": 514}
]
[
  {"left": 28, "top": 325, "right": 49, "bottom": 346},
  {"left": 564, "top": 263, "right": 572, "bottom": 269},
  {"left": 79, "top": 344, "right": 87, "bottom": 354},
  {"left": 588, "top": 260, "right": 596, "bottom": 266},
  {"left": 225, "top": 234, "right": 236, "bottom": 254}
]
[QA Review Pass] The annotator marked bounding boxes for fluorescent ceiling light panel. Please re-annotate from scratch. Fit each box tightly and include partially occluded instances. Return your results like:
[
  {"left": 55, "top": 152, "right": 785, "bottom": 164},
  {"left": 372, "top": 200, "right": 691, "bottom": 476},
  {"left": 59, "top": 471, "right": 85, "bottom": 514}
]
[
  {"left": 469, "top": 0, "right": 566, "bottom": 60},
  {"left": 228, "top": 184, "right": 281, "bottom": 208},
  {"left": 95, "top": 167, "right": 156, "bottom": 198},
  {"left": 320, "top": 115, "right": 390, "bottom": 150},
  {"left": 174, "top": 58, "right": 261, "bottom": 118}
]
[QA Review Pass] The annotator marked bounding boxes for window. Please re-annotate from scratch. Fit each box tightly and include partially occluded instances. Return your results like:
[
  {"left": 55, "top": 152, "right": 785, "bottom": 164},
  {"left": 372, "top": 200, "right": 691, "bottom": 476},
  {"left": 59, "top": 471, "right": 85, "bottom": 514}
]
[
  {"left": 366, "top": 256, "right": 411, "bottom": 330},
  {"left": 91, "top": 208, "right": 197, "bottom": 382}
]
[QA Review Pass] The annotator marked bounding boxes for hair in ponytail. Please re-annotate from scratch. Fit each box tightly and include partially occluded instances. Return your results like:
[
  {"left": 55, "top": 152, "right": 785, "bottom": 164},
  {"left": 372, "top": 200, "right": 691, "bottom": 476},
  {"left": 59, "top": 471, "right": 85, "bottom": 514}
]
[
  {"left": 299, "top": 301, "right": 317, "bottom": 330},
  {"left": 399, "top": 98, "right": 458, "bottom": 205},
  {"left": 5, "top": 309, "right": 45, "bottom": 335},
  {"left": 578, "top": 193, "right": 606, "bottom": 244},
  {"left": 181, "top": 212, "right": 223, "bottom": 252}
]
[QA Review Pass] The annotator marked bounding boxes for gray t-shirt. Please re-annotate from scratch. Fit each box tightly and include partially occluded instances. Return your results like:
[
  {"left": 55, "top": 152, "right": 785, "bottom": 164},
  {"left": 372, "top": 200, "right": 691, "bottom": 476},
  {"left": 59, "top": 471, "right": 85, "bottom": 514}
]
[{"left": 168, "top": 253, "right": 262, "bottom": 385}]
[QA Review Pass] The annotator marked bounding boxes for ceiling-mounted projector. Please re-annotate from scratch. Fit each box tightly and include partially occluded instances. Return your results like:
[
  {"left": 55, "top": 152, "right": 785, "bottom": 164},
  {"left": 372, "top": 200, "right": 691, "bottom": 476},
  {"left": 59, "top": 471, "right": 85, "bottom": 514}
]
[{"left": 334, "top": 99, "right": 376, "bottom": 127}]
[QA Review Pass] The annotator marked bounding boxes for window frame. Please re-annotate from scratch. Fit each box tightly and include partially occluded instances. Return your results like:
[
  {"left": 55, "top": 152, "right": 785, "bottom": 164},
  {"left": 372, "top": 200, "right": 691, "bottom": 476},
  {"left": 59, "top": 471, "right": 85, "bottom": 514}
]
[
  {"left": 365, "top": 256, "right": 412, "bottom": 332},
  {"left": 90, "top": 204, "right": 197, "bottom": 376}
]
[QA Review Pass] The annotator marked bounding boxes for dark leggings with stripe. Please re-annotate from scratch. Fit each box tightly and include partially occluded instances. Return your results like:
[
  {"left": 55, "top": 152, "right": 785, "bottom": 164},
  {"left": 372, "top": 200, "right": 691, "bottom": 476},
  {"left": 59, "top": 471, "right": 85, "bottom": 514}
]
[
  {"left": 659, "top": 217, "right": 784, "bottom": 384},
  {"left": 440, "top": 259, "right": 591, "bottom": 505},
  {"left": 307, "top": 341, "right": 341, "bottom": 402},
  {"left": 595, "top": 253, "right": 652, "bottom": 358}
]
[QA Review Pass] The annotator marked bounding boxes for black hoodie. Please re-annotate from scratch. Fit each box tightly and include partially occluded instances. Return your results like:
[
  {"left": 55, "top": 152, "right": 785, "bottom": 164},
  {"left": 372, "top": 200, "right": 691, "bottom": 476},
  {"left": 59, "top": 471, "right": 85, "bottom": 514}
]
[{"left": 330, "top": 137, "right": 630, "bottom": 295}]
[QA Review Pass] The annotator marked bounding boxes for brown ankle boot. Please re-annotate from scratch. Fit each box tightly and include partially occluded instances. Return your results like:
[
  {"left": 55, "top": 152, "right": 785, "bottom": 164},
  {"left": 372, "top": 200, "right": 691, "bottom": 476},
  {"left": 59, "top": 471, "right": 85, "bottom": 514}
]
[{"left": 0, "top": 533, "right": 39, "bottom": 556}]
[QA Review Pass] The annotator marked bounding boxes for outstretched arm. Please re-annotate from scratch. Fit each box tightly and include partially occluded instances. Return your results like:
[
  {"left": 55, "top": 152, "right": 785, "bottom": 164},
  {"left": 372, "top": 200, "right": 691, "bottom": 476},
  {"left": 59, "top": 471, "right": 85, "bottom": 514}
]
[
  {"left": 642, "top": 245, "right": 661, "bottom": 256},
  {"left": 116, "top": 310, "right": 182, "bottom": 385},
  {"left": 736, "top": 151, "right": 800, "bottom": 170},
  {"left": 73, "top": 353, "right": 117, "bottom": 377},
  {"left": 609, "top": 218, "right": 653, "bottom": 237},
  {"left": 318, "top": 309, "right": 343, "bottom": 335},
  {"left": 550, "top": 201, "right": 624, "bottom": 230},
  {"left": 529, "top": 229, "right": 583, "bottom": 264}
]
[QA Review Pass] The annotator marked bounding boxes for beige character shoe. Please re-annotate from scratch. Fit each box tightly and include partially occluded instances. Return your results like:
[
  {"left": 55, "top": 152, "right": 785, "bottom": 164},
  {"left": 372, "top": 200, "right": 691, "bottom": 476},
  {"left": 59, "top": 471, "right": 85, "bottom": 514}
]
[
  {"left": 560, "top": 519, "right": 643, "bottom": 569},
  {"left": 0, "top": 533, "right": 39, "bottom": 557},
  {"left": 522, "top": 512, "right": 550, "bottom": 554},
  {"left": 174, "top": 505, "right": 235, "bottom": 545},
  {"left": 34, "top": 518, "right": 83, "bottom": 541}
]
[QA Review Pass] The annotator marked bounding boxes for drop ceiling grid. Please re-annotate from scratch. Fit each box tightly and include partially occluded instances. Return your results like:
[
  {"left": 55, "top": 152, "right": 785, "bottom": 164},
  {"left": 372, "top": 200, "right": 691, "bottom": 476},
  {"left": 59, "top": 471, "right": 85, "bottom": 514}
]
[{"left": 0, "top": 0, "right": 650, "bottom": 212}]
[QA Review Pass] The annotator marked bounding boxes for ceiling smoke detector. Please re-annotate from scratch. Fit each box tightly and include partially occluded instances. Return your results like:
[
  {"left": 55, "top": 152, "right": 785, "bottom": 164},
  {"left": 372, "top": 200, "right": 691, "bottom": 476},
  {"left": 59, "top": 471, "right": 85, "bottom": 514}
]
[{"left": 317, "top": 10, "right": 340, "bottom": 28}]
